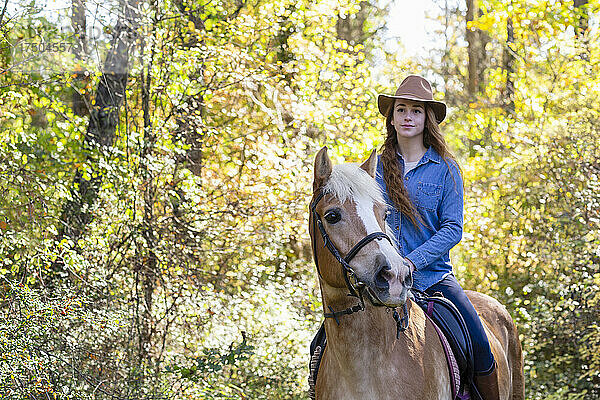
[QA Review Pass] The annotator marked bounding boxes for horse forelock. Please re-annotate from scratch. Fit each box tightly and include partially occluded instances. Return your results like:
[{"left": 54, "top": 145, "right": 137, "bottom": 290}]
[
  {"left": 320, "top": 163, "right": 398, "bottom": 247},
  {"left": 323, "top": 163, "right": 384, "bottom": 206}
]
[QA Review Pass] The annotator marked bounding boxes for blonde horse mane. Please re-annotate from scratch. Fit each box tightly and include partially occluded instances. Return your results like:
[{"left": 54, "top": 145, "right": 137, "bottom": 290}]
[
  {"left": 322, "top": 163, "right": 397, "bottom": 243},
  {"left": 324, "top": 163, "right": 384, "bottom": 202}
]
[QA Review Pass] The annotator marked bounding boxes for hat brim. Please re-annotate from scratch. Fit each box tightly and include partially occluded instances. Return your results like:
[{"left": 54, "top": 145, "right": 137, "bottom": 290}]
[{"left": 377, "top": 94, "right": 446, "bottom": 124}]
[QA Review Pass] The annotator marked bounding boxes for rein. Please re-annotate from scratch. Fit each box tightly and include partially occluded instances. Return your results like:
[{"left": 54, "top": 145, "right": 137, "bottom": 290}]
[{"left": 310, "top": 190, "right": 410, "bottom": 337}]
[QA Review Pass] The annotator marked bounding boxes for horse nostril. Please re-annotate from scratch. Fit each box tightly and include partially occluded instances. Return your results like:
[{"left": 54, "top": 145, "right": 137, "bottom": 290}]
[
  {"left": 404, "top": 272, "right": 413, "bottom": 288},
  {"left": 375, "top": 267, "right": 390, "bottom": 289},
  {"left": 374, "top": 255, "right": 391, "bottom": 289}
]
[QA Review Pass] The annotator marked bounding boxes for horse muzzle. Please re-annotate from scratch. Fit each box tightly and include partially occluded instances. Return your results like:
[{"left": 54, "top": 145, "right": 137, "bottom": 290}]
[{"left": 365, "top": 254, "right": 413, "bottom": 307}]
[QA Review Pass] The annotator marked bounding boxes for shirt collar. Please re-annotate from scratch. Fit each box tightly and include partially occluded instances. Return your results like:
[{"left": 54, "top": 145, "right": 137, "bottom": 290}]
[
  {"left": 396, "top": 146, "right": 441, "bottom": 165},
  {"left": 422, "top": 146, "right": 441, "bottom": 164}
]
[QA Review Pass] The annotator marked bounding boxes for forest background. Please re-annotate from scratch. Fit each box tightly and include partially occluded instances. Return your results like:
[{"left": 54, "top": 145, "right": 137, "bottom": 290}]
[{"left": 1, "top": 0, "right": 599, "bottom": 398}]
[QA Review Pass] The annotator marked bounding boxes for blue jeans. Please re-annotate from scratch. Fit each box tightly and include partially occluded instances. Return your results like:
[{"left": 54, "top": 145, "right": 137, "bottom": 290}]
[{"left": 425, "top": 274, "right": 495, "bottom": 375}]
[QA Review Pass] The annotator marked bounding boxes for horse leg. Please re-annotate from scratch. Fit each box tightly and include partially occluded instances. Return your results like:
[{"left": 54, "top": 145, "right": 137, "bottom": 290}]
[
  {"left": 507, "top": 318, "right": 525, "bottom": 400},
  {"left": 483, "top": 326, "right": 510, "bottom": 400},
  {"left": 466, "top": 291, "right": 525, "bottom": 400}
]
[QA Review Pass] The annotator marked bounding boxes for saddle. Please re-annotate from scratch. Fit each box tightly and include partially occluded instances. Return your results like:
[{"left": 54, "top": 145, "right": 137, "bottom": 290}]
[
  {"left": 412, "top": 291, "right": 476, "bottom": 399},
  {"left": 308, "top": 292, "right": 478, "bottom": 400}
]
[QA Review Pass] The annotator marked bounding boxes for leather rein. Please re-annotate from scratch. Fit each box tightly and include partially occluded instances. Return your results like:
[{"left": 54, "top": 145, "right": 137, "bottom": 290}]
[{"left": 310, "top": 190, "right": 410, "bottom": 337}]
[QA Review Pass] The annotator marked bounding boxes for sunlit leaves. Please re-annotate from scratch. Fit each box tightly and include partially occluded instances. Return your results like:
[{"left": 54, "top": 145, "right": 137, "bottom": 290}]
[
  {"left": 441, "top": 2, "right": 600, "bottom": 397},
  {"left": 3, "top": 0, "right": 390, "bottom": 397}
]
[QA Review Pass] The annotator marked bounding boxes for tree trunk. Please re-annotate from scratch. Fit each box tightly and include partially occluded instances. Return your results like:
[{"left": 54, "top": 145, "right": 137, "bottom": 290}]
[
  {"left": 0, "top": 0, "right": 8, "bottom": 28},
  {"left": 71, "top": 0, "right": 89, "bottom": 116},
  {"left": 137, "top": 37, "right": 157, "bottom": 365},
  {"left": 336, "top": 1, "right": 369, "bottom": 44},
  {"left": 574, "top": 0, "right": 589, "bottom": 60},
  {"left": 57, "top": 0, "right": 140, "bottom": 243},
  {"left": 336, "top": 0, "right": 385, "bottom": 49},
  {"left": 476, "top": 10, "right": 489, "bottom": 94},
  {"left": 466, "top": 0, "right": 478, "bottom": 97},
  {"left": 172, "top": 0, "right": 207, "bottom": 178},
  {"left": 503, "top": 17, "right": 515, "bottom": 114}
]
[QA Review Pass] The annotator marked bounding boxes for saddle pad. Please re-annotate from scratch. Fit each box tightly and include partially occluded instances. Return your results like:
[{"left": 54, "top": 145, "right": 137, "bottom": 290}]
[
  {"left": 425, "top": 312, "right": 472, "bottom": 400},
  {"left": 413, "top": 293, "right": 475, "bottom": 380}
]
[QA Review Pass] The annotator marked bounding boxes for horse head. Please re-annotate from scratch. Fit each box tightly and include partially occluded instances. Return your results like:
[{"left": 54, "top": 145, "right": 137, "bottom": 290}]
[{"left": 310, "top": 147, "right": 413, "bottom": 308}]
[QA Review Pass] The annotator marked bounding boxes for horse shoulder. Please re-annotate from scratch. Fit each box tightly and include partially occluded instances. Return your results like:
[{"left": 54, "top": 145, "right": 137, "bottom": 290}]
[
  {"left": 315, "top": 302, "right": 452, "bottom": 400},
  {"left": 404, "top": 301, "right": 453, "bottom": 400}
]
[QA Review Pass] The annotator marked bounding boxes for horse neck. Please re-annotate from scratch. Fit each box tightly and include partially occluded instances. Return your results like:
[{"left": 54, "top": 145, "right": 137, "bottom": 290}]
[{"left": 319, "top": 280, "right": 418, "bottom": 369}]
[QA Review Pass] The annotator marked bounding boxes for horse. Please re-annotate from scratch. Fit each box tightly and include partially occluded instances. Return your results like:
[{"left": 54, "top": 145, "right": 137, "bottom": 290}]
[{"left": 309, "top": 147, "right": 524, "bottom": 399}]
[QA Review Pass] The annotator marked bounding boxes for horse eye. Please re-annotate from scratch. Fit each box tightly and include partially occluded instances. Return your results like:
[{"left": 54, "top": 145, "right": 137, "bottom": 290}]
[{"left": 324, "top": 210, "right": 341, "bottom": 224}]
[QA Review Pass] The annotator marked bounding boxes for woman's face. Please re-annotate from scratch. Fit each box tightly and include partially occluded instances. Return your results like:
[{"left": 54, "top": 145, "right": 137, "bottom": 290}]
[{"left": 391, "top": 99, "right": 426, "bottom": 140}]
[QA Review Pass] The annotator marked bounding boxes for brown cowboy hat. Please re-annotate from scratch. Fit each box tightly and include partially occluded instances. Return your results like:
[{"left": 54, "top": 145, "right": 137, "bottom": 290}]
[{"left": 377, "top": 75, "right": 447, "bottom": 123}]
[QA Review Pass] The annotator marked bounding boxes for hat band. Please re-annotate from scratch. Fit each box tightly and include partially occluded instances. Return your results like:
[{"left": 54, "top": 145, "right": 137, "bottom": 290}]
[{"left": 393, "top": 93, "right": 434, "bottom": 101}]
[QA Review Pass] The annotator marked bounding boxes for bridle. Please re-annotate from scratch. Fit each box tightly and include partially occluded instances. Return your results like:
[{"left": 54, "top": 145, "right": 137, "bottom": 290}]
[{"left": 310, "top": 189, "right": 410, "bottom": 337}]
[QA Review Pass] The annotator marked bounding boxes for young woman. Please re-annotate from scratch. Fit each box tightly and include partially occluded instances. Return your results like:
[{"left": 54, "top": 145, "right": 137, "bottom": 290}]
[{"left": 376, "top": 75, "right": 499, "bottom": 400}]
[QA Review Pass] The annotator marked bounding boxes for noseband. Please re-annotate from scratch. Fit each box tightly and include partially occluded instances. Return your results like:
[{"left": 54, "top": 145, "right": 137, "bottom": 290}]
[{"left": 310, "top": 190, "right": 410, "bottom": 336}]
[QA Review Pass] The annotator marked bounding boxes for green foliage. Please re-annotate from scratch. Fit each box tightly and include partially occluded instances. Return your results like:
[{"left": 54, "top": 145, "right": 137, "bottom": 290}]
[
  {"left": 2, "top": 0, "right": 600, "bottom": 398},
  {"left": 435, "top": 1, "right": 600, "bottom": 397},
  {"left": 1, "top": 0, "right": 389, "bottom": 398},
  {"left": 169, "top": 337, "right": 254, "bottom": 380},
  {"left": 0, "top": 282, "right": 131, "bottom": 399}
]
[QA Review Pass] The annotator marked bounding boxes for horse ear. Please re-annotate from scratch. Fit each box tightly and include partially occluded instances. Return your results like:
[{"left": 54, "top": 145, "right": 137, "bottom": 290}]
[
  {"left": 360, "top": 149, "right": 377, "bottom": 178},
  {"left": 314, "top": 146, "right": 332, "bottom": 190}
]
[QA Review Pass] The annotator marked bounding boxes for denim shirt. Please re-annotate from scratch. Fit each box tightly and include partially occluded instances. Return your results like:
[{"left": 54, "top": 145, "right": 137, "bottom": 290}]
[{"left": 375, "top": 147, "right": 463, "bottom": 291}]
